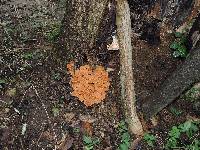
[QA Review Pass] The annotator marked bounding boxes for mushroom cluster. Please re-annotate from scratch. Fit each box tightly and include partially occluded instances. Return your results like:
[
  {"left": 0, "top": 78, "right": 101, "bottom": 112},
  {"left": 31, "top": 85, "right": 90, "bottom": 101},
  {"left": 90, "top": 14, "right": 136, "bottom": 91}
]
[{"left": 67, "top": 62, "right": 110, "bottom": 107}]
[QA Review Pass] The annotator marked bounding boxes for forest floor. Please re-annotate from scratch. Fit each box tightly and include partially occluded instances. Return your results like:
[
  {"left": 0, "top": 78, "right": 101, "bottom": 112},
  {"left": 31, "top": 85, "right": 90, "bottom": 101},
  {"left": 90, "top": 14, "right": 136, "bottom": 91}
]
[{"left": 0, "top": 0, "right": 200, "bottom": 150}]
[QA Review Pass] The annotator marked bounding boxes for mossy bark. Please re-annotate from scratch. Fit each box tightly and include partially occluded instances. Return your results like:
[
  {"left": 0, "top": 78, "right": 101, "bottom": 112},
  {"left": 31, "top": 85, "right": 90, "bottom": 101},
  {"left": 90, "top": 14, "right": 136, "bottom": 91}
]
[{"left": 116, "top": 0, "right": 143, "bottom": 136}]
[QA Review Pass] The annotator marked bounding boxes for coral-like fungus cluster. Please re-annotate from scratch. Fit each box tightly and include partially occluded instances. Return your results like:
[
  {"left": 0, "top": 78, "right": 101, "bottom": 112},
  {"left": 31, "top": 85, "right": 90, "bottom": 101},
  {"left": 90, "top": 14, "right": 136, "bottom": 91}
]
[{"left": 67, "top": 62, "right": 110, "bottom": 107}]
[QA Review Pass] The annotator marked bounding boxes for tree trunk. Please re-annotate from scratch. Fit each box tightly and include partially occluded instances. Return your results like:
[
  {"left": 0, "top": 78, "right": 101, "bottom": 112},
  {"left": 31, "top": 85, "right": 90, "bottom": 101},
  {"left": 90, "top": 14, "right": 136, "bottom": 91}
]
[
  {"left": 142, "top": 14, "right": 200, "bottom": 119},
  {"left": 59, "top": 0, "right": 109, "bottom": 63},
  {"left": 59, "top": 0, "right": 144, "bottom": 136},
  {"left": 127, "top": 0, "right": 199, "bottom": 120}
]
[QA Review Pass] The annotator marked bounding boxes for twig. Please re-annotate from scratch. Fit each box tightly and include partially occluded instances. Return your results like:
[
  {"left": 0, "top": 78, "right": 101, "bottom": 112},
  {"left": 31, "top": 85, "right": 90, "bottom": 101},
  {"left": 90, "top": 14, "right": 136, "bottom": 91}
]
[
  {"left": 20, "top": 138, "right": 25, "bottom": 150},
  {"left": 0, "top": 100, "right": 8, "bottom": 104},
  {"left": 36, "top": 124, "right": 45, "bottom": 146}
]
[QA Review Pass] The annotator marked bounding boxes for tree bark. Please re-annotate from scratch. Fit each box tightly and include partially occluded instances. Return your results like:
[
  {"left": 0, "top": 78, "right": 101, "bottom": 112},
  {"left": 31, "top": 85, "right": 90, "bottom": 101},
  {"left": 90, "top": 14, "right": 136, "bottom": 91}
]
[
  {"left": 142, "top": 46, "right": 200, "bottom": 119},
  {"left": 142, "top": 14, "right": 200, "bottom": 119},
  {"left": 59, "top": 0, "right": 108, "bottom": 63}
]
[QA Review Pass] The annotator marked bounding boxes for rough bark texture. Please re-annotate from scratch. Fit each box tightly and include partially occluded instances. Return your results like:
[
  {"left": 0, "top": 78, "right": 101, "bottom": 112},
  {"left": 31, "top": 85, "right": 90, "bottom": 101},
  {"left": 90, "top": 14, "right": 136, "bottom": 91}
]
[
  {"left": 116, "top": 0, "right": 143, "bottom": 136},
  {"left": 142, "top": 14, "right": 200, "bottom": 119},
  {"left": 160, "top": 0, "right": 196, "bottom": 27},
  {"left": 142, "top": 47, "right": 200, "bottom": 119},
  {"left": 59, "top": 0, "right": 108, "bottom": 63}
]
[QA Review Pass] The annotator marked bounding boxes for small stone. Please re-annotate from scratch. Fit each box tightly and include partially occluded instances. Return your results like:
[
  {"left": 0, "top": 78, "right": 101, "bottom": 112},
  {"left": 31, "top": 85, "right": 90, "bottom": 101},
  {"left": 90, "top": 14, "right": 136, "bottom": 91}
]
[
  {"left": 64, "top": 113, "right": 75, "bottom": 122},
  {"left": 106, "top": 68, "right": 115, "bottom": 72},
  {"left": 4, "top": 108, "right": 10, "bottom": 113},
  {"left": 79, "top": 115, "right": 96, "bottom": 123},
  {"left": 100, "top": 131, "right": 105, "bottom": 137},
  {"left": 150, "top": 116, "right": 158, "bottom": 126}
]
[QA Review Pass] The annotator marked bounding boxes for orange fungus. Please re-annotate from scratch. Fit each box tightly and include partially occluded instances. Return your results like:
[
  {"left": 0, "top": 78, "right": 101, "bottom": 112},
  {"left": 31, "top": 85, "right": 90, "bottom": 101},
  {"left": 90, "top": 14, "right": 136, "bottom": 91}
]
[{"left": 67, "top": 62, "right": 110, "bottom": 107}]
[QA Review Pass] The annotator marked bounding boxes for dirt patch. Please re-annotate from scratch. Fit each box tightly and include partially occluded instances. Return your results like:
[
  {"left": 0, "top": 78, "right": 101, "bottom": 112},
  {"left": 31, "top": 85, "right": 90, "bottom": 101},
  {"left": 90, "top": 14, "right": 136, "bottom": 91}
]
[
  {"left": 0, "top": 1, "right": 122, "bottom": 149},
  {"left": 0, "top": 44, "right": 122, "bottom": 150}
]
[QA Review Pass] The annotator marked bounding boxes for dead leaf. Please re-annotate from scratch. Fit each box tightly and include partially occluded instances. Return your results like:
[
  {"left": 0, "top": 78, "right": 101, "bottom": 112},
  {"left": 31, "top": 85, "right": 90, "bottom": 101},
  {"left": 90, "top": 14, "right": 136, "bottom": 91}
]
[
  {"left": 186, "top": 114, "right": 200, "bottom": 122},
  {"left": 41, "top": 131, "right": 54, "bottom": 141},
  {"left": 79, "top": 115, "right": 96, "bottom": 123},
  {"left": 107, "top": 36, "right": 119, "bottom": 51},
  {"left": 150, "top": 116, "right": 158, "bottom": 127},
  {"left": 106, "top": 67, "right": 115, "bottom": 72},
  {"left": 63, "top": 112, "right": 75, "bottom": 122},
  {"left": 57, "top": 134, "right": 74, "bottom": 150},
  {"left": 6, "top": 88, "right": 16, "bottom": 97},
  {"left": 82, "top": 121, "right": 93, "bottom": 136},
  {"left": 131, "top": 137, "right": 143, "bottom": 150}
]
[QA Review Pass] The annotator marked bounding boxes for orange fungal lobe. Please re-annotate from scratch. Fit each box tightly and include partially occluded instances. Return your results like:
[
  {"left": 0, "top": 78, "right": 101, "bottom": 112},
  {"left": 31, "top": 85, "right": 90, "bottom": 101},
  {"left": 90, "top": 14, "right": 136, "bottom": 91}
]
[{"left": 67, "top": 62, "right": 110, "bottom": 107}]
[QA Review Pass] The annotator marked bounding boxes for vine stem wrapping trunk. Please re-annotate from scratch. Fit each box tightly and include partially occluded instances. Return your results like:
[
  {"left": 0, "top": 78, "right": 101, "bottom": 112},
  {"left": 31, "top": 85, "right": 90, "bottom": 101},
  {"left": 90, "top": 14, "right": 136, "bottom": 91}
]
[{"left": 116, "top": 0, "right": 144, "bottom": 136}]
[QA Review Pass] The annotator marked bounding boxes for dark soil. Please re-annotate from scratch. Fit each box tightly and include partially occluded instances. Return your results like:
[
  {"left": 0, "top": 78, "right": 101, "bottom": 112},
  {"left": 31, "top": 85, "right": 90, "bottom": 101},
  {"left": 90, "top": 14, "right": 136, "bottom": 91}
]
[
  {"left": 0, "top": 1, "right": 122, "bottom": 149},
  {"left": 0, "top": 0, "right": 199, "bottom": 150}
]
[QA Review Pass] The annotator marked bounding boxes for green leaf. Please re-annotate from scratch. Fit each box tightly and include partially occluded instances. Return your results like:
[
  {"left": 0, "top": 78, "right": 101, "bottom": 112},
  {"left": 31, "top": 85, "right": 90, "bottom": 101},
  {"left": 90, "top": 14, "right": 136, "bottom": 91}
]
[
  {"left": 73, "top": 127, "right": 80, "bottom": 133},
  {"left": 179, "top": 121, "right": 192, "bottom": 132},
  {"left": 170, "top": 42, "right": 180, "bottom": 49},
  {"left": 177, "top": 45, "right": 187, "bottom": 57},
  {"left": 0, "top": 79, "right": 6, "bottom": 89},
  {"left": 122, "top": 132, "right": 130, "bottom": 142},
  {"left": 83, "top": 136, "right": 99, "bottom": 150},
  {"left": 165, "top": 137, "right": 178, "bottom": 149},
  {"left": 193, "top": 140, "right": 200, "bottom": 149},
  {"left": 185, "top": 87, "right": 200, "bottom": 102},
  {"left": 180, "top": 36, "right": 187, "bottom": 44},
  {"left": 143, "top": 133, "right": 156, "bottom": 147},
  {"left": 92, "top": 139, "right": 100, "bottom": 145},
  {"left": 45, "top": 23, "right": 61, "bottom": 42},
  {"left": 169, "top": 126, "right": 181, "bottom": 139},
  {"left": 169, "top": 107, "right": 182, "bottom": 116},
  {"left": 53, "top": 73, "right": 61, "bottom": 80},
  {"left": 180, "top": 121, "right": 199, "bottom": 137},
  {"left": 173, "top": 51, "right": 181, "bottom": 58},
  {"left": 175, "top": 32, "right": 183, "bottom": 38},
  {"left": 84, "top": 145, "right": 93, "bottom": 150},
  {"left": 83, "top": 135, "right": 93, "bottom": 144},
  {"left": 0, "top": 79, "right": 6, "bottom": 84},
  {"left": 186, "top": 123, "right": 199, "bottom": 137},
  {"left": 119, "top": 143, "right": 129, "bottom": 150},
  {"left": 52, "top": 107, "right": 59, "bottom": 117},
  {"left": 22, "top": 53, "right": 34, "bottom": 59},
  {"left": 186, "top": 139, "right": 200, "bottom": 150},
  {"left": 118, "top": 120, "right": 128, "bottom": 132}
]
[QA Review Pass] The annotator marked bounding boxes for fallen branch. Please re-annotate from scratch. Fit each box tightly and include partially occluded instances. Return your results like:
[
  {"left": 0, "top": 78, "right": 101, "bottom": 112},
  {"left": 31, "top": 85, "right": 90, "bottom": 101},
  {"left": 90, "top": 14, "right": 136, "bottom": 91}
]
[{"left": 116, "top": 0, "right": 143, "bottom": 136}]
